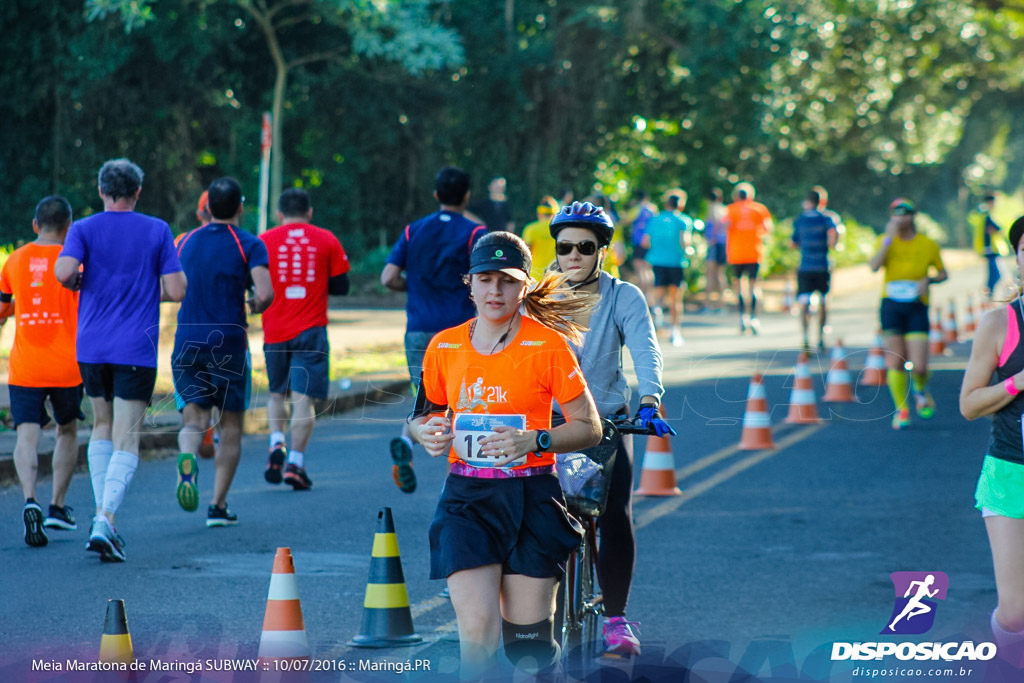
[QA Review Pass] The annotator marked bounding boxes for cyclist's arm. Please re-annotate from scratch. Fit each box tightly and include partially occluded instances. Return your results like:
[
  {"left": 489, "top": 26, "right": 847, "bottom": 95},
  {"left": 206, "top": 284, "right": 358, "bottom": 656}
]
[{"left": 618, "top": 282, "right": 665, "bottom": 404}]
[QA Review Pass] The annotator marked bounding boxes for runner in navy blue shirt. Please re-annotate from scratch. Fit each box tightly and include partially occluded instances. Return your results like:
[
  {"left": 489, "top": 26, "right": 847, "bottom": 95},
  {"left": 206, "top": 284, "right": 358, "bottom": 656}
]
[
  {"left": 380, "top": 166, "right": 486, "bottom": 493},
  {"left": 171, "top": 177, "right": 272, "bottom": 526},
  {"left": 791, "top": 187, "right": 838, "bottom": 351}
]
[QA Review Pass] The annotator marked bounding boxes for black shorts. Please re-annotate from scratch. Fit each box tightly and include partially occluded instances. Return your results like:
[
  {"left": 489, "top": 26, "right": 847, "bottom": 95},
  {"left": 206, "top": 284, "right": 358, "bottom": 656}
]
[
  {"left": 797, "top": 271, "right": 831, "bottom": 297},
  {"left": 264, "top": 326, "right": 330, "bottom": 399},
  {"left": 79, "top": 363, "right": 157, "bottom": 403},
  {"left": 428, "top": 473, "right": 583, "bottom": 580},
  {"left": 707, "top": 243, "right": 727, "bottom": 265},
  {"left": 172, "top": 348, "right": 252, "bottom": 413},
  {"left": 632, "top": 245, "right": 649, "bottom": 261},
  {"left": 731, "top": 263, "right": 760, "bottom": 280},
  {"left": 880, "top": 298, "right": 929, "bottom": 336},
  {"left": 8, "top": 384, "right": 84, "bottom": 427},
  {"left": 652, "top": 266, "right": 685, "bottom": 288}
]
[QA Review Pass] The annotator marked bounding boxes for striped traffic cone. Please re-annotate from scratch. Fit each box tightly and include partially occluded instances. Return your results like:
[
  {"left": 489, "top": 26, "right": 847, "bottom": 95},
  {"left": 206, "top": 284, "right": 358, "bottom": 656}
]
[
  {"left": 635, "top": 406, "right": 681, "bottom": 496},
  {"left": 98, "top": 599, "right": 133, "bottom": 664},
  {"left": 943, "top": 299, "right": 959, "bottom": 344},
  {"left": 785, "top": 352, "right": 822, "bottom": 424},
  {"left": 739, "top": 374, "right": 775, "bottom": 450},
  {"left": 349, "top": 508, "right": 422, "bottom": 647},
  {"left": 861, "top": 333, "right": 888, "bottom": 387},
  {"left": 929, "top": 310, "right": 946, "bottom": 356},
  {"left": 963, "top": 294, "right": 976, "bottom": 338},
  {"left": 257, "top": 547, "right": 311, "bottom": 664},
  {"left": 822, "top": 340, "right": 854, "bottom": 402}
]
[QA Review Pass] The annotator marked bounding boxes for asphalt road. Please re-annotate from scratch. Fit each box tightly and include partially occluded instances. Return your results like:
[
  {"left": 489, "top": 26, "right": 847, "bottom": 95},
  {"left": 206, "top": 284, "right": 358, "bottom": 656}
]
[{"left": 1, "top": 264, "right": 1021, "bottom": 682}]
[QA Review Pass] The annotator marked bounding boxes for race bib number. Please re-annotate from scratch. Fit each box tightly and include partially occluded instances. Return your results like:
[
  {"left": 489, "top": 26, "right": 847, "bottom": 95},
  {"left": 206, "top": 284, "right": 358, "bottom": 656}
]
[
  {"left": 453, "top": 413, "right": 527, "bottom": 468},
  {"left": 886, "top": 280, "right": 919, "bottom": 302},
  {"left": 285, "top": 285, "right": 307, "bottom": 300}
]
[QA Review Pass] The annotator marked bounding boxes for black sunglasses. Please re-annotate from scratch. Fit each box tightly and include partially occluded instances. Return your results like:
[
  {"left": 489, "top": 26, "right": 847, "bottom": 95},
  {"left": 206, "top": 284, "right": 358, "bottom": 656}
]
[{"left": 556, "top": 240, "right": 598, "bottom": 256}]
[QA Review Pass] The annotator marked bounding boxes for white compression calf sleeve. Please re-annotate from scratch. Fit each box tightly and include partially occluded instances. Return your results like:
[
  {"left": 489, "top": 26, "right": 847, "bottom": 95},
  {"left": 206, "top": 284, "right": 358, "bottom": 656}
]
[
  {"left": 101, "top": 451, "right": 139, "bottom": 516},
  {"left": 87, "top": 440, "right": 114, "bottom": 510}
]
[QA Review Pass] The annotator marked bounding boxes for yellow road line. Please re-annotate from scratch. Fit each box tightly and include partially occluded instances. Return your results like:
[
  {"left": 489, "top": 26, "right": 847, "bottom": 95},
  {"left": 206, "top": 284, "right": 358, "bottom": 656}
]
[{"left": 635, "top": 424, "right": 823, "bottom": 529}]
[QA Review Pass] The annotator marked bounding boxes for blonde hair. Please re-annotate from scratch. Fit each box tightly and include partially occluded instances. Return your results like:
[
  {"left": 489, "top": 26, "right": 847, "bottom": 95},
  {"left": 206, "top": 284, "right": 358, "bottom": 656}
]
[{"left": 522, "top": 271, "right": 598, "bottom": 346}]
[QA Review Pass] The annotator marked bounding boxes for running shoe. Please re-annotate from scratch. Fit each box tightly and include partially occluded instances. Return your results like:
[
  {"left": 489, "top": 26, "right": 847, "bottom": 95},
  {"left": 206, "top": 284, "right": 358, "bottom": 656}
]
[
  {"left": 283, "top": 463, "right": 313, "bottom": 490},
  {"left": 265, "top": 442, "right": 287, "bottom": 484},
  {"left": 816, "top": 339, "right": 826, "bottom": 353},
  {"left": 602, "top": 616, "right": 641, "bottom": 657},
  {"left": 43, "top": 504, "right": 76, "bottom": 531},
  {"left": 739, "top": 316, "right": 747, "bottom": 334},
  {"left": 652, "top": 307, "right": 665, "bottom": 329},
  {"left": 749, "top": 317, "right": 761, "bottom": 336},
  {"left": 23, "top": 502, "right": 48, "bottom": 547},
  {"left": 914, "top": 392, "right": 936, "bottom": 420},
  {"left": 176, "top": 452, "right": 199, "bottom": 512},
  {"left": 87, "top": 517, "right": 126, "bottom": 562},
  {"left": 892, "top": 408, "right": 911, "bottom": 430},
  {"left": 670, "top": 328, "right": 685, "bottom": 347},
  {"left": 206, "top": 504, "right": 238, "bottom": 527},
  {"left": 390, "top": 437, "right": 417, "bottom": 494}
]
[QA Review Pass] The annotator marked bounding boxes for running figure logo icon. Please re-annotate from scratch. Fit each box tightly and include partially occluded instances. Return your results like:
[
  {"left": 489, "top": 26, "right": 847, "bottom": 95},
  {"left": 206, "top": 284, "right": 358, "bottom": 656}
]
[{"left": 881, "top": 571, "right": 949, "bottom": 635}]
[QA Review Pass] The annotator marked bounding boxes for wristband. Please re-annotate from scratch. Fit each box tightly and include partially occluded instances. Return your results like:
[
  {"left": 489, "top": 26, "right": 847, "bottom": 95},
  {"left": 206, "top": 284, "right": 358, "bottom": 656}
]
[
  {"left": 882, "top": 236, "right": 893, "bottom": 247},
  {"left": 1005, "top": 378, "right": 1019, "bottom": 396}
]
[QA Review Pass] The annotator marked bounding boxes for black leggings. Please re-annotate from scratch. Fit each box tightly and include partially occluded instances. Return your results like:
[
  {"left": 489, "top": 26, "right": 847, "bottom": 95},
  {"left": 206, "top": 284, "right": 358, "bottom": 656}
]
[{"left": 596, "top": 431, "right": 635, "bottom": 617}]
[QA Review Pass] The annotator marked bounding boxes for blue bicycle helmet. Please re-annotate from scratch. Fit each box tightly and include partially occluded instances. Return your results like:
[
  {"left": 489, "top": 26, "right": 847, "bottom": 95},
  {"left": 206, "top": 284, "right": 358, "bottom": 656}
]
[{"left": 549, "top": 201, "right": 615, "bottom": 247}]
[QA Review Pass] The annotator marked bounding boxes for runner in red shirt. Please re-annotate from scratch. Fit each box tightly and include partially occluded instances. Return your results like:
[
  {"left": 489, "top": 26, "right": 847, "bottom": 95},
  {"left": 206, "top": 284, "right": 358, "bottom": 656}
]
[{"left": 259, "top": 189, "right": 350, "bottom": 490}]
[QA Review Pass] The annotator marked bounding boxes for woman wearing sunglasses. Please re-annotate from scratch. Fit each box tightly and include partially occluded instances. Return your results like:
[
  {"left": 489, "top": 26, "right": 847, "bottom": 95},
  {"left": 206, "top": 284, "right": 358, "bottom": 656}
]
[
  {"left": 549, "top": 201, "right": 676, "bottom": 657},
  {"left": 409, "top": 231, "right": 602, "bottom": 678}
]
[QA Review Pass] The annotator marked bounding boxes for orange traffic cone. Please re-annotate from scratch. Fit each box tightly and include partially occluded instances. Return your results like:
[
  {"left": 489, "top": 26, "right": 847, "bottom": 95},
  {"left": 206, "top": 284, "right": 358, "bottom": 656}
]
[
  {"left": 929, "top": 310, "right": 946, "bottom": 356},
  {"left": 198, "top": 426, "right": 216, "bottom": 459},
  {"left": 822, "top": 341, "right": 854, "bottom": 402},
  {"left": 98, "top": 599, "right": 133, "bottom": 664},
  {"left": 257, "top": 548, "right": 311, "bottom": 664},
  {"left": 785, "top": 352, "right": 821, "bottom": 424},
  {"left": 739, "top": 374, "right": 775, "bottom": 450},
  {"left": 861, "top": 333, "right": 888, "bottom": 387},
  {"left": 943, "top": 299, "right": 959, "bottom": 344},
  {"left": 349, "top": 507, "right": 422, "bottom": 647},
  {"left": 963, "top": 294, "right": 976, "bottom": 337},
  {"left": 635, "top": 406, "right": 681, "bottom": 496}
]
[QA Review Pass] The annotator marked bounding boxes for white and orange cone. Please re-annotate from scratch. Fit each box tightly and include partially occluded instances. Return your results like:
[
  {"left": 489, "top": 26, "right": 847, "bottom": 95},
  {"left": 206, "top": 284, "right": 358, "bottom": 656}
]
[
  {"left": 635, "top": 406, "right": 681, "bottom": 496},
  {"left": 739, "top": 374, "right": 776, "bottom": 450},
  {"left": 785, "top": 352, "right": 822, "bottom": 424},
  {"left": 943, "top": 299, "right": 959, "bottom": 345},
  {"left": 861, "top": 333, "right": 888, "bottom": 387},
  {"left": 257, "top": 547, "right": 311, "bottom": 665},
  {"left": 822, "top": 341, "right": 854, "bottom": 402},
  {"left": 963, "top": 294, "right": 976, "bottom": 338},
  {"left": 929, "top": 310, "right": 946, "bottom": 356}
]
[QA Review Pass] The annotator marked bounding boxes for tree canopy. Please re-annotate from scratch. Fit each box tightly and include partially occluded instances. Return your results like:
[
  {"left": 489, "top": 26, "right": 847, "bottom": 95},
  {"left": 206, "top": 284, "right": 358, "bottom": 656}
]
[{"left": 2, "top": 0, "right": 1023, "bottom": 253}]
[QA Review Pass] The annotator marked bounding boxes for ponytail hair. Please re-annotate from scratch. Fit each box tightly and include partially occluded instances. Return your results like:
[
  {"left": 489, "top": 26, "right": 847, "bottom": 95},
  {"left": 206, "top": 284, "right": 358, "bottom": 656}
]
[{"left": 521, "top": 271, "right": 598, "bottom": 346}]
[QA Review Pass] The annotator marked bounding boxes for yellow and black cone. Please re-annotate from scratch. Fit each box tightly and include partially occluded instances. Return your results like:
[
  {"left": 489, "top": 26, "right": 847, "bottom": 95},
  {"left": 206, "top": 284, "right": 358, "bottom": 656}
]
[
  {"left": 348, "top": 507, "right": 422, "bottom": 648},
  {"left": 98, "top": 599, "right": 134, "bottom": 664}
]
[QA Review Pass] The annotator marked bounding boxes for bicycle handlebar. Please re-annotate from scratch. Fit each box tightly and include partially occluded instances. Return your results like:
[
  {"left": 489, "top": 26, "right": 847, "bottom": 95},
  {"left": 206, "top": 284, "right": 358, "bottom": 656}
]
[{"left": 604, "top": 415, "right": 659, "bottom": 436}]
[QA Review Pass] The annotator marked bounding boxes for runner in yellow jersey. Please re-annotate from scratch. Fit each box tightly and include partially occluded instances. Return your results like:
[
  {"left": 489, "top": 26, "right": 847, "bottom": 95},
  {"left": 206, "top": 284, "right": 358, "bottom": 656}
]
[{"left": 868, "top": 199, "right": 948, "bottom": 429}]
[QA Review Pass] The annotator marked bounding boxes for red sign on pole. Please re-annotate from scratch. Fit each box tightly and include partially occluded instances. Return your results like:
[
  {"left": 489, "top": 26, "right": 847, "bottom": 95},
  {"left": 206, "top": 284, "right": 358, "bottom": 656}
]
[{"left": 261, "top": 112, "right": 272, "bottom": 153}]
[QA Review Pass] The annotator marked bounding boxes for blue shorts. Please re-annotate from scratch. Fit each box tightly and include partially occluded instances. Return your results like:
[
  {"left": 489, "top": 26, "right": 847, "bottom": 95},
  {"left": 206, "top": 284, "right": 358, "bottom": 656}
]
[
  {"left": 172, "top": 346, "right": 252, "bottom": 413},
  {"left": 707, "top": 243, "right": 727, "bottom": 265},
  {"left": 429, "top": 473, "right": 582, "bottom": 580},
  {"left": 404, "top": 330, "right": 436, "bottom": 386},
  {"left": 652, "top": 266, "right": 685, "bottom": 288},
  {"left": 880, "top": 299, "right": 929, "bottom": 337},
  {"left": 8, "top": 384, "right": 85, "bottom": 428},
  {"left": 264, "top": 326, "right": 330, "bottom": 399}
]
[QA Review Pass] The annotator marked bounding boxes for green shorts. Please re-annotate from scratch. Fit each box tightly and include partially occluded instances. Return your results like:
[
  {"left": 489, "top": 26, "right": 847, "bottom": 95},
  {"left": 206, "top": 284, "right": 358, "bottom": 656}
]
[{"left": 975, "top": 455, "right": 1024, "bottom": 519}]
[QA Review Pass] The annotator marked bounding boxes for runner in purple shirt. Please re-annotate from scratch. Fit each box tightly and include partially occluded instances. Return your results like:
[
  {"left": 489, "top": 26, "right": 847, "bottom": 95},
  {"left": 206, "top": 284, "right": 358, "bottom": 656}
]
[{"left": 55, "top": 158, "right": 186, "bottom": 562}]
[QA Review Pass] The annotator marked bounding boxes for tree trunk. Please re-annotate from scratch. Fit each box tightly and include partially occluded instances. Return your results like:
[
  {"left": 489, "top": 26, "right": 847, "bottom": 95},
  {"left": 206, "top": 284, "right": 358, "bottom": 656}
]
[{"left": 271, "top": 63, "right": 287, "bottom": 211}]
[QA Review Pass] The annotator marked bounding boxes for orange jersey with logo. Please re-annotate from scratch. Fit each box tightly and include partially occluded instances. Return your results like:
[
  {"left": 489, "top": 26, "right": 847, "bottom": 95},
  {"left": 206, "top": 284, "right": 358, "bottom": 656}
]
[
  {"left": 421, "top": 316, "right": 589, "bottom": 469},
  {"left": 725, "top": 199, "right": 773, "bottom": 265},
  {"left": 0, "top": 243, "right": 81, "bottom": 387}
]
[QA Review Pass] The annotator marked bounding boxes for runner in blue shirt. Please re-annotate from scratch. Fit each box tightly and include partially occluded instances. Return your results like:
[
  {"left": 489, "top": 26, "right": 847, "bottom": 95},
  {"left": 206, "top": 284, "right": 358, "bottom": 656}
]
[
  {"left": 171, "top": 177, "right": 273, "bottom": 527},
  {"left": 55, "top": 158, "right": 187, "bottom": 562},
  {"left": 380, "top": 166, "right": 486, "bottom": 493},
  {"left": 643, "top": 190, "right": 693, "bottom": 347},
  {"left": 791, "top": 188, "right": 838, "bottom": 351}
]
